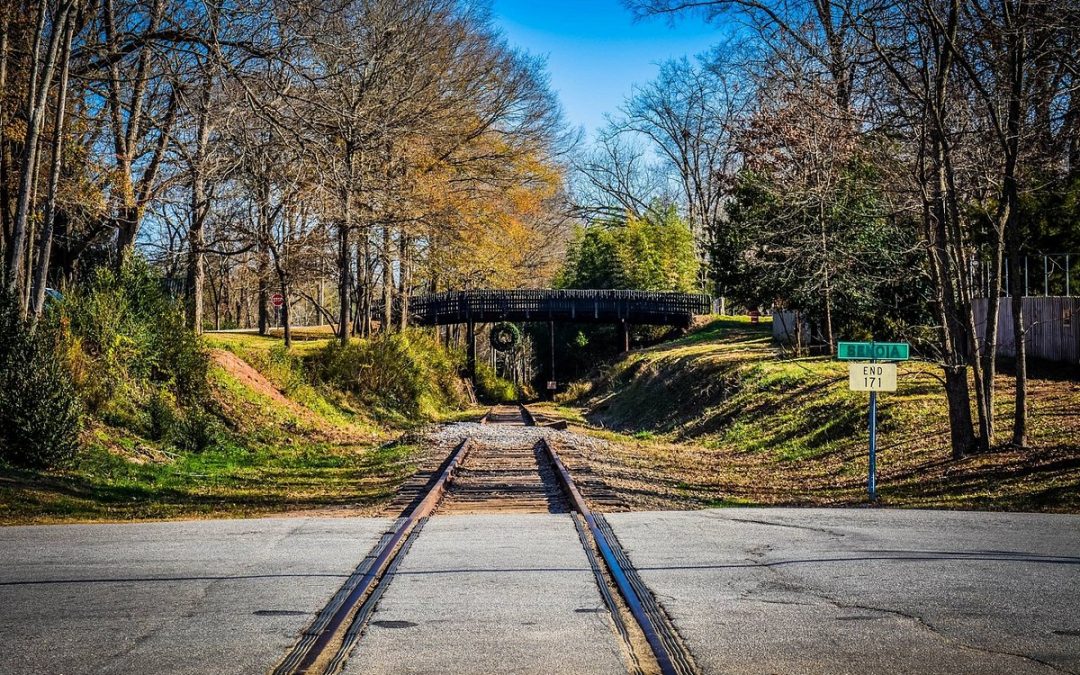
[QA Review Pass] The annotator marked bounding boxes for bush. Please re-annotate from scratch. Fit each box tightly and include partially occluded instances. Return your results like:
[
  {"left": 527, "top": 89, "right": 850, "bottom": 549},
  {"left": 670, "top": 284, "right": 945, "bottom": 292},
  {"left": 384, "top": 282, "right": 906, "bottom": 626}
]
[
  {"left": 315, "top": 330, "right": 464, "bottom": 419},
  {"left": 474, "top": 362, "right": 518, "bottom": 403},
  {"left": 266, "top": 344, "right": 307, "bottom": 395},
  {"left": 0, "top": 286, "right": 82, "bottom": 468},
  {"left": 146, "top": 390, "right": 177, "bottom": 441},
  {"left": 169, "top": 406, "right": 222, "bottom": 453},
  {"left": 60, "top": 257, "right": 208, "bottom": 413}
]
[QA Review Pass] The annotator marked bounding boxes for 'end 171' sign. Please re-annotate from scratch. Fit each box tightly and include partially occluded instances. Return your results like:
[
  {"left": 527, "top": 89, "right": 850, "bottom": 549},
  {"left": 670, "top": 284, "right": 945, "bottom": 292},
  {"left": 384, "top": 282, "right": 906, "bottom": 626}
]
[
  {"left": 849, "top": 363, "right": 897, "bottom": 391},
  {"left": 837, "top": 341, "right": 909, "bottom": 361}
]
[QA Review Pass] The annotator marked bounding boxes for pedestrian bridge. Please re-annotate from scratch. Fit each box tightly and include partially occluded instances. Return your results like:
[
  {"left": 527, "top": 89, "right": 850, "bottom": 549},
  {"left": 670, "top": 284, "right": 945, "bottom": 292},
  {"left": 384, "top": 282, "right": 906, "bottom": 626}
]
[{"left": 405, "top": 289, "right": 712, "bottom": 328}]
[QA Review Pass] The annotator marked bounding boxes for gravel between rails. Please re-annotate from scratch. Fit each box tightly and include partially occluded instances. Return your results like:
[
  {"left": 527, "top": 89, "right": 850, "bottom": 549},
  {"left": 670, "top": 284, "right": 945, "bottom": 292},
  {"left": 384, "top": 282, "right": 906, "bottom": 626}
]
[
  {"left": 424, "top": 422, "right": 614, "bottom": 455},
  {"left": 417, "top": 422, "right": 630, "bottom": 513}
]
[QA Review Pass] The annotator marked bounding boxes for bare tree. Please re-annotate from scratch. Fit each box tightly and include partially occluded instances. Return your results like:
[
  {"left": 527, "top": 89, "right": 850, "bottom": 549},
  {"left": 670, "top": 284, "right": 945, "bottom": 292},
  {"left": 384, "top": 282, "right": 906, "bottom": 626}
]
[
  {"left": 626, "top": 0, "right": 872, "bottom": 112},
  {"left": 618, "top": 54, "right": 747, "bottom": 292},
  {"left": 572, "top": 130, "right": 671, "bottom": 220},
  {"left": 29, "top": 1, "right": 79, "bottom": 322},
  {"left": 6, "top": 0, "right": 80, "bottom": 303}
]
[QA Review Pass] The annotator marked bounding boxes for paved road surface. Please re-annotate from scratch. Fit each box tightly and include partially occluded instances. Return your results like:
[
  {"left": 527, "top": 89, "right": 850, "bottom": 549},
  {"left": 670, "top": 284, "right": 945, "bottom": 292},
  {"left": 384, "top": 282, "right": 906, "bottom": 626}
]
[
  {"left": 607, "top": 509, "right": 1080, "bottom": 674},
  {"left": 344, "top": 514, "right": 626, "bottom": 674},
  {"left": 1, "top": 509, "right": 1078, "bottom": 674},
  {"left": 0, "top": 517, "right": 392, "bottom": 675}
]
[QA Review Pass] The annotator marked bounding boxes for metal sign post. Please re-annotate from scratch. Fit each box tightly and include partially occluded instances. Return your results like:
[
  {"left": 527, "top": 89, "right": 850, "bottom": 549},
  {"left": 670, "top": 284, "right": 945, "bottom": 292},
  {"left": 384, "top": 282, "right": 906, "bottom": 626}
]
[
  {"left": 841, "top": 341, "right": 907, "bottom": 502},
  {"left": 869, "top": 389, "right": 878, "bottom": 501}
]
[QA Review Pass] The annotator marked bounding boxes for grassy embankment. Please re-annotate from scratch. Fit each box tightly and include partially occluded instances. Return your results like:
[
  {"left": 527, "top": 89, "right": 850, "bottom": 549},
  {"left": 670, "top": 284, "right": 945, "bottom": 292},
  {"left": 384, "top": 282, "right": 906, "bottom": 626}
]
[
  {"left": 541, "top": 316, "right": 1080, "bottom": 512},
  {"left": 0, "top": 329, "right": 481, "bottom": 524}
]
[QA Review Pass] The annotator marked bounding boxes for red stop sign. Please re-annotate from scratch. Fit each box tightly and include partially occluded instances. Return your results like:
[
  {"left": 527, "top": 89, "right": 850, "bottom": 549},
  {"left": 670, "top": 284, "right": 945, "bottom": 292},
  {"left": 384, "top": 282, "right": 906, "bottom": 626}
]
[{"left": 271, "top": 292, "right": 284, "bottom": 308}]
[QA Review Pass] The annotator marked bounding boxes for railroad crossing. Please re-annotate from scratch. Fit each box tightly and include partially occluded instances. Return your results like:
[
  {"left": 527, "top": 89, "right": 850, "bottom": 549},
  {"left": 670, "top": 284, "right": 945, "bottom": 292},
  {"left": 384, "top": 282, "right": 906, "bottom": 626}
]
[{"left": 4, "top": 412, "right": 1077, "bottom": 675}]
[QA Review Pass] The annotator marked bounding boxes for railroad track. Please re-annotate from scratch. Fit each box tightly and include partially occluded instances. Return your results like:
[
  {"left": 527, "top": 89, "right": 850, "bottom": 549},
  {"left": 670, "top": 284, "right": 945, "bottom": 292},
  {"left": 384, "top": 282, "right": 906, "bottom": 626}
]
[{"left": 272, "top": 404, "right": 698, "bottom": 675}]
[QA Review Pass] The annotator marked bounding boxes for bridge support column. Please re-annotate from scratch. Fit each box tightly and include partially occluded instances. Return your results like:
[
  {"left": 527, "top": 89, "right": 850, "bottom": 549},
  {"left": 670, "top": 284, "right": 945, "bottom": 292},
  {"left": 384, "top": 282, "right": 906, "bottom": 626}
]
[
  {"left": 620, "top": 319, "right": 630, "bottom": 353},
  {"left": 548, "top": 321, "right": 556, "bottom": 400},
  {"left": 466, "top": 319, "right": 476, "bottom": 381}
]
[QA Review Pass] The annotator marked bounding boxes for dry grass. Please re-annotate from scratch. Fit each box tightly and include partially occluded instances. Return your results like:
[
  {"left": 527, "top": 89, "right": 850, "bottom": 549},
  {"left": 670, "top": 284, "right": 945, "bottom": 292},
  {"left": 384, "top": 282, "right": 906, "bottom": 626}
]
[
  {"left": 0, "top": 333, "right": 403, "bottom": 525},
  {"left": 540, "top": 317, "right": 1080, "bottom": 512}
]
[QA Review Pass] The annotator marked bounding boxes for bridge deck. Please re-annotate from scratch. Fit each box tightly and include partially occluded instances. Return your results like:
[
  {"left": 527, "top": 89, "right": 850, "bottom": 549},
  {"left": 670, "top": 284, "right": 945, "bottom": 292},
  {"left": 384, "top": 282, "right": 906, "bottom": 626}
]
[{"left": 405, "top": 289, "right": 712, "bottom": 327}]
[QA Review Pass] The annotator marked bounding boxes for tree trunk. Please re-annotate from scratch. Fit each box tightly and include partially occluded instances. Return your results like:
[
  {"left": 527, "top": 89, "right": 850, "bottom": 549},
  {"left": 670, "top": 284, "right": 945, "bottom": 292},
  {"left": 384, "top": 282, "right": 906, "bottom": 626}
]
[
  {"left": 980, "top": 234, "right": 1004, "bottom": 445},
  {"left": 362, "top": 228, "right": 372, "bottom": 336},
  {"left": 1004, "top": 0, "right": 1029, "bottom": 448},
  {"left": 337, "top": 143, "right": 356, "bottom": 344},
  {"left": 337, "top": 217, "right": 351, "bottom": 344},
  {"left": 0, "top": 17, "right": 10, "bottom": 254},
  {"left": 185, "top": 212, "right": 205, "bottom": 334},
  {"left": 943, "top": 365, "right": 977, "bottom": 458},
  {"left": 185, "top": 159, "right": 208, "bottom": 335},
  {"left": 257, "top": 244, "right": 269, "bottom": 336},
  {"left": 351, "top": 239, "right": 363, "bottom": 336},
  {"left": 185, "top": 74, "right": 214, "bottom": 334},
  {"left": 279, "top": 278, "right": 291, "bottom": 349},
  {"left": 23, "top": 151, "right": 42, "bottom": 314},
  {"left": 937, "top": 133, "right": 988, "bottom": 452},
  {"left": 1009, "top": 255, "right": 1028, "bottom": 448},
  {"left": 30, "top": 10, "right": 74, "bottom": 324},
  {"left": 114, "top": 204, "right": 140, "bottom": 266},
  {"left": 382, "top": 224, "right": 392, "bottom": 331},
  {"left": 927, "top": 147, "right": 978, "bottom": 458},
  {"left": 818, "top": 204, "right": 834, "bottom": 352},
  {"left": 6, "top": 0, "right": 71, "bottom": 298},
  {"left": 398, "top": 230, "right": 410, "bottom": 331}
]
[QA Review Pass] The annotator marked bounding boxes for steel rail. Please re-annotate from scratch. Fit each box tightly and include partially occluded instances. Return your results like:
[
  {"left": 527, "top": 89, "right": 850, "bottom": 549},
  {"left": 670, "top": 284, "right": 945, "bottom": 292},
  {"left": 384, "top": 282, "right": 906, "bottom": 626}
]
[
  {"left": 280, "top": 403, "right": 686, "bottom": 675},
  {"left": 517, "top": 402, "right": 536, "bottom": 426},
  {"left": 323, "top": 517, "right": 430, "bottom": 674},
  {"left": 541, "top": 436, "right": 680, "bottom": 675},
  {"left": 275, "top": 438, "right": 473, "bottom": 675}
]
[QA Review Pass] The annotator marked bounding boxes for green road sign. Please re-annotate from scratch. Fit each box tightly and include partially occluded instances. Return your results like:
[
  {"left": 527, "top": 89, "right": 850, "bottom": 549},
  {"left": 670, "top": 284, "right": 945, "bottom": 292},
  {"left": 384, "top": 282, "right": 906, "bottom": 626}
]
[{"left": 837, "top": 341, "right": 910, "bottom": 361}]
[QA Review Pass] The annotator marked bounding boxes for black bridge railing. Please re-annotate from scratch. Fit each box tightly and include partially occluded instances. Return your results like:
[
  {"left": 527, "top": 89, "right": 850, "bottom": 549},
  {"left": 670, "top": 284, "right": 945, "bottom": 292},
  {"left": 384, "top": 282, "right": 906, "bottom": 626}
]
[{"left": 398, "top": 289, "right": 713, "bottom": 327}]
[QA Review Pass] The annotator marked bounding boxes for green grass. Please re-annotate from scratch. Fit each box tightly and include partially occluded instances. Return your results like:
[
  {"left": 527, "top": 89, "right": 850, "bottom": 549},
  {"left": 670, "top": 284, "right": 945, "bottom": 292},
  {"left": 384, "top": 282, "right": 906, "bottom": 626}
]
[
  {"left": 0, "top": 331, "right": 427, "bottom": 524},
  {"left": 556, "top": 316, "right": 1080, "bottom": 512},
  {"left": 0, "top": 436, "right": 420, "bottom": 523},
  {"left": 204, "top": 331, "right": 332, "bottom": 358}
]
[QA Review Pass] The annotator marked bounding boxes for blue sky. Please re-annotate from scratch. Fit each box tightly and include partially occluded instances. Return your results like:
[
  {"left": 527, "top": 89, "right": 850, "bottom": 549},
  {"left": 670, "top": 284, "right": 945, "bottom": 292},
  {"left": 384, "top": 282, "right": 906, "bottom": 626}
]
[{"left": 490, "top": 0, "right": 719, "bottom": 137}]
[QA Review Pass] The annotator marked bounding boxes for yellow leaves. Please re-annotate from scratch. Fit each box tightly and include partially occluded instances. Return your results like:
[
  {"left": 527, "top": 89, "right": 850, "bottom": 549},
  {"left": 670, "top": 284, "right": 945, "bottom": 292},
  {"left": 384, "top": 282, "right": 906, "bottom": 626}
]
[{"left": 396, "top": 128, "right": 567, "bottom": 290}]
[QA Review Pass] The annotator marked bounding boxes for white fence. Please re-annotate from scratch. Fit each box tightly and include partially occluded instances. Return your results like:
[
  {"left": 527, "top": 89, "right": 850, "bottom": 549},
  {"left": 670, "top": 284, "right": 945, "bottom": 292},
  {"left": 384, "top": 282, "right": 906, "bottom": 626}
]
[
  {"left": 973, "top": 297, "right": 1079, "bottom": 364},
  {"left": 772, "top": 310, "right": 809, "bottom": 347}
]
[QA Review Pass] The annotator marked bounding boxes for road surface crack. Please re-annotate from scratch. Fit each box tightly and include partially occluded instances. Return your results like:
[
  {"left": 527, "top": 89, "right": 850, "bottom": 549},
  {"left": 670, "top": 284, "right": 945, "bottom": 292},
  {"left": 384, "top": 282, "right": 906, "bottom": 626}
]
[
  {"left": 724, "top": 517, "right": 848, "bottom": 538},
  {"left": 744, "top": 546, "right": 1072, "bottom": 674},
  {"left": 763, "top": 576, "right": 1072, "bottom": 673},
  {"left": 818, "top": 596, "right": 1073, "bottom": 674}
]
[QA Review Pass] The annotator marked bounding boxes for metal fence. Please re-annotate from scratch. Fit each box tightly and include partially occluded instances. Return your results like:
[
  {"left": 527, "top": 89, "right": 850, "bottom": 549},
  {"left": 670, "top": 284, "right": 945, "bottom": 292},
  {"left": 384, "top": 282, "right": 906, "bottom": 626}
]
[
  {"left": 973, "top": 296, "right": 1079, "bottom": 364},
  {"left": 972, "top": 254, "right": 1076, "bottom": 298}
]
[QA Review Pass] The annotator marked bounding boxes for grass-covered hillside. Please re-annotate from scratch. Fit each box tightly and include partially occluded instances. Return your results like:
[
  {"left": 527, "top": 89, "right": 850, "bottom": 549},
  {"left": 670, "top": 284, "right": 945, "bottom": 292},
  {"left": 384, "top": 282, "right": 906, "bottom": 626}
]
[
  {"left": 0, "top": 329, "right": 458, "bottom": 524},
  {"left": 548, "top": 317, "right": 1080, "bottom": 512},
  {"left": 0, "top": 265, "right": 491, "bottom": 524}
]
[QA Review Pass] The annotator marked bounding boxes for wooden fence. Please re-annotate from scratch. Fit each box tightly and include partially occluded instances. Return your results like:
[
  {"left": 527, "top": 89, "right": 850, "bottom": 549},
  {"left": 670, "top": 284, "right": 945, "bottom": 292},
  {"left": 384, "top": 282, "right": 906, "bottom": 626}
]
[
  {"left": 397, "top": 289, "right": 713, "bottom": 327},
  {"left": 973, "top": 296, "right": 1079, "bottom": 364}
]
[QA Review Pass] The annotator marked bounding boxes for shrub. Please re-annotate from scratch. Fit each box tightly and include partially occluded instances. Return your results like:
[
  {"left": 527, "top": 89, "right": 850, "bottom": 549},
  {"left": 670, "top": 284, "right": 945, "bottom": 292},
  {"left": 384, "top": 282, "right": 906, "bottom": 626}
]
[
  {"left": 316, "top": 330, "right": 464, "bottom": 419},
  {"left": 169, "top": 406, "right": 222, "bottom": 453},
  {"left": 60, "top": 257, "right": 208, "bottom": 413},
  {"left": 0, "top": 286, "right": 82, "bottom": 468},
  {"left": 266, "top": 344, "right": 307, "bottom": 395},
  {"left": 474, "top": 362, "right": 518, "bottom": 404},
  {"left": 146, "top": 390, "right": 178, "bottom": 441}
]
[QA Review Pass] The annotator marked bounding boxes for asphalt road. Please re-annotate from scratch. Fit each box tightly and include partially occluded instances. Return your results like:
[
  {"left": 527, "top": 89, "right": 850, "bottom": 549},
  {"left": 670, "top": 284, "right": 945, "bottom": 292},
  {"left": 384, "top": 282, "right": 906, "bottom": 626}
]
[
  {"left": 606, "top": 508, "right": 1080, "bottom": 674},
  {"left": 0, "top": 517, "right": 393, "bottom": 675},
  {"left": 344, "top": 514, "right": 626, "bottom": 674},
  {"left": 1, "top": 509, "right": 1078, "bottom": 674}
]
